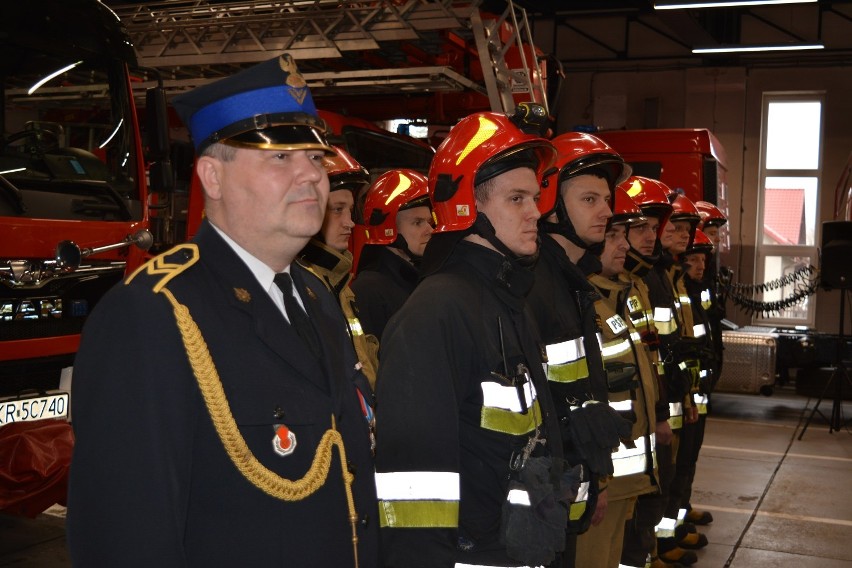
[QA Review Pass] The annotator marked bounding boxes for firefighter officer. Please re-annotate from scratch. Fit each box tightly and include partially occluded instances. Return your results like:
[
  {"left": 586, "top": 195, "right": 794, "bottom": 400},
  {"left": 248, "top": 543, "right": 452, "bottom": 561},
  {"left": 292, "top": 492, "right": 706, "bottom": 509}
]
[
  {"left": 527, "top": 131, "right": 633, "bottom": 568},
  {"left": 67, "top": 54, "right": 379, "bottom": 566},
  {"left": 351, "top": 168, "right": 433, "bottom": 340},
  {"left": 299, "top": 147, "right": 379, "bottom": 390},
  {"left": 374, "top": 104, "right": 574, "bottom": 568},
  {"left": 582, "top": 187, "right": 660, "bottom": 568},
  {"left": 616, "top": 176, "right": 696, "bottom": 567}
]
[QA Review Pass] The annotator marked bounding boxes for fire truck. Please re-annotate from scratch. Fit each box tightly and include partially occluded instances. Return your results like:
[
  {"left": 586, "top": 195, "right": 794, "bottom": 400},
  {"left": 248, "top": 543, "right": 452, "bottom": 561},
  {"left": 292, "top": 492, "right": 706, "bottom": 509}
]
[
  {"left": 0, "top": 1, "right": 172, "bottom": 515},
  {"left": 597, "top": 128, "right": 731, "bottom": 253}
]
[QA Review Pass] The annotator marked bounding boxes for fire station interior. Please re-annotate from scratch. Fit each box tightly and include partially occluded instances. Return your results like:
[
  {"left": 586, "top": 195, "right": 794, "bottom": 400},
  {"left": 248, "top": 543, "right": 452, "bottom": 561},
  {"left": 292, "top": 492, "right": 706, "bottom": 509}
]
[{"left": 2, "top": 0, "right": 852, "bottom": 566}]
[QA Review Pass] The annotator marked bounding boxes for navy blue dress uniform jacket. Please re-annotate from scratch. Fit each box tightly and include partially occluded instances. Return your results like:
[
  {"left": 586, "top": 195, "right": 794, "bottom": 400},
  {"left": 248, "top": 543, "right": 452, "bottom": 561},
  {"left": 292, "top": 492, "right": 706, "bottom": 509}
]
[{"left": 67, "top": 220, "right": 379, "bottom": 567}]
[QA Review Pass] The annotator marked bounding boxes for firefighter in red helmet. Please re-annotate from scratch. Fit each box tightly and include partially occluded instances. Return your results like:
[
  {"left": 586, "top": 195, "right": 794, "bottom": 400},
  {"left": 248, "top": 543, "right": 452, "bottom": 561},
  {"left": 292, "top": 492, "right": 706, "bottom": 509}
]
[
  {"left": 375, "top": 103, "right": 575, "bottom": 568},
  {"left": 618, "top": 176, "right": 698, "bottom": 568},
  {"left": 351, "top": 168, "right": 433, "bottom": 340},
  {"left": 526, "top": 131, "right": 634, "bottom": 568},
  {"left": 299, "top": 147, "right": 378, "bottom": 387},
  {"left": 582, "top": 186, "right": 661, "bottom": 568}
]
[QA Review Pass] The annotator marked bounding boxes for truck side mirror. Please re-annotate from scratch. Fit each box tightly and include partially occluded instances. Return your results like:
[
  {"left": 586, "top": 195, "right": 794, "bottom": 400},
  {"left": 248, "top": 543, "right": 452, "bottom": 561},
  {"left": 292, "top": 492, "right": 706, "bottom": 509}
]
[{"left": 146, "top": 85, "right": 174, "bottom": 194}]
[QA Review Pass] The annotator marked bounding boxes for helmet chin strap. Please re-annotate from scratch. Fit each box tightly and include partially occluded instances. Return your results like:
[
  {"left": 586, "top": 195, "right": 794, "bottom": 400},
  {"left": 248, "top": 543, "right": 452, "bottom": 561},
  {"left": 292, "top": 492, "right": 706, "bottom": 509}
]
[
  {"left": 540, "top": 198, "right": 604, "bottom": 256},
  {"left": 472, "top": 214, "right": 539, "bottom": 268},
  {"left": 390, "top": 235, "right": 422, "bottom": 267}
]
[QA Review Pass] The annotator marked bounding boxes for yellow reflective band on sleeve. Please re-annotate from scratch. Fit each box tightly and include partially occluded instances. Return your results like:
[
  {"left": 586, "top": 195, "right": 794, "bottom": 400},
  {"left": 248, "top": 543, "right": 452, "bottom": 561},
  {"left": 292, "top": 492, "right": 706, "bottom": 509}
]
[
  {"left": 700, "top": 289, "right": 712, "bottom": 310},
  {"left": 569, "top": 481, "right": 590, "bottom": 521},
  {"left": 693, "top": 393, "right": 708, "bottom": 415},
  {"left": 481, "top": 399, "right": 541, "bottom": 435},
  {"left": 679, "top": 295, "right": 691, "bottom": 308},
  {"left": 378, "top": 499, "right": 459, "bottom": 528},
  {"left": 546, "top": 359, "right": 589, "bottom": 384},
  {"left": 347, "top": 317, "right": 364, "bottom": 336},
  {"left": 668, "top": 402, "right": 683, "bottom": 430},
  {"left": 600, "top": 337, "right": 632, "bottom": 359},
  {"left": 653, "top": 307, "right": 678, "bottom": 335}
]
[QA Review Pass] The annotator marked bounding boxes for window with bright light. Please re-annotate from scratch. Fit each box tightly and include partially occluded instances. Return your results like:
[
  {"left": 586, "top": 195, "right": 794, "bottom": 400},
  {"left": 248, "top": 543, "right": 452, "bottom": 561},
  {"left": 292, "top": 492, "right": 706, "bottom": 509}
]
[{"left": 756, "top": 94, "right": 823, "bottom": 325}]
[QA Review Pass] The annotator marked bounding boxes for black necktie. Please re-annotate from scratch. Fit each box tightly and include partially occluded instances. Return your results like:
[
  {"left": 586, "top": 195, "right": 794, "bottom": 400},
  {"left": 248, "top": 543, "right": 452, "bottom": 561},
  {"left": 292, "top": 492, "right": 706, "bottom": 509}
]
[{"left": 274, "top": 273, "right": 322, "bottom": 361}]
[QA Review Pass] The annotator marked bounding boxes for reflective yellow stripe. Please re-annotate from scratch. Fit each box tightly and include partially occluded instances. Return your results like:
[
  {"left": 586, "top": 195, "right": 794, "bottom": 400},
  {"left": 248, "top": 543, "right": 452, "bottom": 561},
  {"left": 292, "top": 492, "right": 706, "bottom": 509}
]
[
  {"left": 694, "top": 393, "right": 708, "bottom": 415},
  {"left": 545, "top": 338, "right": 590, "bottom": 384},
  {"left": 668, "top": 402, "right": 683, "bottom": 430},
  {"left": 569, "top": 481, "right": 590, "bottom": 521},
  {"left": 481, "top": 399, "right": 542, "bottom": 435},
  {"left": 378, "top": 499, "right": 459, "bottom": 528},
  {"left": 679, "top": 295, "right": 691, "bottom": 308},
  {"left": 655, "top": 516, "right": 677, "bottom": 538},
  {"left": 700, "top": 289, "right": 712, "bottom": 310},
  {"left": 347, "top": 317, "right": 364, "bottom": 336},
  {"left": 547, "top": 359, "right": 589, "bottom": 384},
  {"left": 653, "top": 307, "right": 677, "bottom": 335}
]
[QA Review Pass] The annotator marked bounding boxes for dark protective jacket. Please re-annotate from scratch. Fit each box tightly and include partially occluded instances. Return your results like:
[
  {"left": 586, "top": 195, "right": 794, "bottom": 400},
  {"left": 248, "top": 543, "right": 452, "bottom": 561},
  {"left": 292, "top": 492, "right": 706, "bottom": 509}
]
[
  {"left": 67, "top": 221, "right": 378, "bottom": 567},
  {"left": 351, "top": 245, "right": 419, "bottom": 341},
  {"left": 374, "top": 240, "right": 565, "bottom": 568}
]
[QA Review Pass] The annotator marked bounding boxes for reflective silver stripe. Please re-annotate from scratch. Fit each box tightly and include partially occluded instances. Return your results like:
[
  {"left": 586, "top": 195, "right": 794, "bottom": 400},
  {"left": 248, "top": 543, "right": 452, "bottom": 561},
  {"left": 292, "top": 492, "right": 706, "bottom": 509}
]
[
  {"left": 655, "top": 516, "right": 677, "bottom": 538},
  {"left": 507, "top": 488, "right": 531, "bottom": 506},
  {"left": 679, "top": 295, "right": 691, "bottom": 307},
  {"left": 692, "top": 323, "right": 706, "bottom": 338},
  {"left": 669, "top": 402, "right": 683, "bottom": 417},
  {"left": 700, "top": 289, "right": 712, "bottom": 309},
  {"left": 677, "top": 508, "right": 687, "bottom": 526},
  {"left": 600, "top": 337, "right": 633, "bottom": 359},
  {"left": 453, "top": 562, "right": 544, "bottom": 568},
  {"left": 630, "top": 330, "right": 643, "bottom": 344},
  {"left": 545, "top": 337, "right": 585, "bottom": 364},
  {"left": 653, "top": 307, "right": 677, "bottom": 335},
  {"left": 481, "top": 380, "right": 536, "bottom": 412},
  {"left": 612, "top": 435, "right": 653, "bottom": 477},
  {"left": 375, "top": 471, "right": 460, "bottom": 500},
  {"left": 694, "top": 392, "right": 709, "bottom": 414},
  {"left": 610, "top": 399, "right": 633, "bottom": 412},
  {"left": 576, "top": 481, "right": 590, "bottom": 503}
]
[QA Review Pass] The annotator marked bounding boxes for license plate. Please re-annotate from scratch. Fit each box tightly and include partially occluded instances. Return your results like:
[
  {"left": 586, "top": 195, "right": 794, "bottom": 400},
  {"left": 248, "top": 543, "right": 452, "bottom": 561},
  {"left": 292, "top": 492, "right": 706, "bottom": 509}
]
[{"left": 0, "top": 393, "right": 69, "bottom": 426}]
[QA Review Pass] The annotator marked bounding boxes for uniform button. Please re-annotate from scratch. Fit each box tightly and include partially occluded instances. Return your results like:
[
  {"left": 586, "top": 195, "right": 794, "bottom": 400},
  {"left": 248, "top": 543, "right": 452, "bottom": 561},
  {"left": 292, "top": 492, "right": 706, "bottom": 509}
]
[
  {"left": 347, "top": 460, "right": 357, "bottom": 475},
  {"left": 273, "top": 406, "right": 285, "bottom": 419},
  {"left": 360, "top": 514, "right": 369, "bottom": 527}
]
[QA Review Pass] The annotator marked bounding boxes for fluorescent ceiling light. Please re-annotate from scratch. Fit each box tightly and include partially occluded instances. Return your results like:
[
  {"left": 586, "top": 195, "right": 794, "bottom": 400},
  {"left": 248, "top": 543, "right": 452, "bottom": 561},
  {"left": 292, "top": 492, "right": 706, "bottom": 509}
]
[
  {"left": 656, "top": 0, "right": 817, "bottom": 9},
  {"left": 692, "top": 43, "right": 824, "bottom": 53}
]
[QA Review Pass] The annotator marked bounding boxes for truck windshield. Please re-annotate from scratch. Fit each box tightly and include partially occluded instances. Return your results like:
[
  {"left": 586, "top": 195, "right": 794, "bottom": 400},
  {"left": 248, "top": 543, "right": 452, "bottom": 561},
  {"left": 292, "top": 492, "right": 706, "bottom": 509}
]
[{"left": 0, "top": 53, "right": 141, "bottom": 221}]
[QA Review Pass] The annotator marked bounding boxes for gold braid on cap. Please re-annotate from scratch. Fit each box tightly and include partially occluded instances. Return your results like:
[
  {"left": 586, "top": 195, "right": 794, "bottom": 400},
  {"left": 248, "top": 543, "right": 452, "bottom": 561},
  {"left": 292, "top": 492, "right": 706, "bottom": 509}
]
[{"left": 147, "top": 248, "right": 358, "bottom": 566}]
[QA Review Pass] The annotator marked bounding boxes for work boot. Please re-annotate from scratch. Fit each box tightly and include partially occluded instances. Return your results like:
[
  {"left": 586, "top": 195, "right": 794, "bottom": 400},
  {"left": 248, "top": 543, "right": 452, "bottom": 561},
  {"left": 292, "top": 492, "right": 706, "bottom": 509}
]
[
  {"left": 678, "top": 530, "right": 709, "bottom": 550},
  {"left": 657, "top": 542, "right": 698, "bottom": 566},
  {"left": 686, "top": 508, "right": 713, "bottom": 525},
  {"left": 649, "top": 557, "right": 686, "bottom": 568}
]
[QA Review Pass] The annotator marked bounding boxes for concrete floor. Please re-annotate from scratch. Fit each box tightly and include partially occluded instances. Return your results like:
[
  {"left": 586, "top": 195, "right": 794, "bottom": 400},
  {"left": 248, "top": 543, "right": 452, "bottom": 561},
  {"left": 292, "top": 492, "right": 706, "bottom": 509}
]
[{"left": 1, "top": 388, "right": 851, "bottom": 567}]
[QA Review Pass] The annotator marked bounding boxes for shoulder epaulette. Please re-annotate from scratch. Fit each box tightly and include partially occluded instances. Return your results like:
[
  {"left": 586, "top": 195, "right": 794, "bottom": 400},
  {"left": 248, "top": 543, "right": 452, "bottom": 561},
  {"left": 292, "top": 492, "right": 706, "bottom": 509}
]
[{"left": 126, "top": 243, "right": 200, "bottom": 293}]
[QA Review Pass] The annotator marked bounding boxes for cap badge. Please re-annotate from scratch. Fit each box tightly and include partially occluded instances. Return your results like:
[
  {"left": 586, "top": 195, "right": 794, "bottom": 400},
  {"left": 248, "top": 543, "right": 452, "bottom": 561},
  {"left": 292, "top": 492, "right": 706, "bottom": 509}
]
[{"left": 279, "top": 54, "right": 308, "bottom": 104}]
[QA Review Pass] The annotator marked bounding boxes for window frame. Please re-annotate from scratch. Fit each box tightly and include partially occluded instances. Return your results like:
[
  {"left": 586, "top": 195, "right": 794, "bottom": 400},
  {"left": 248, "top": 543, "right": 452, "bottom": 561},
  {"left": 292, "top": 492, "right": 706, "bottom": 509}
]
[{"left": 754, "top": 91, "right": 824, "bottom": 327}]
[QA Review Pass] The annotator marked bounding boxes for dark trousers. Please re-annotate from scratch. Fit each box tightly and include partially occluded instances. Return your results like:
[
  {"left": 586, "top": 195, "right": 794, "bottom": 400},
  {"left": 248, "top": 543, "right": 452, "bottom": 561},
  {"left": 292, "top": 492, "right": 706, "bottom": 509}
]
[
  {"left": 665, "top": 414, "right": 706, "bottom": 518},
  {"left": 621, "top": 441, "right": 677, "bottom": 565}
]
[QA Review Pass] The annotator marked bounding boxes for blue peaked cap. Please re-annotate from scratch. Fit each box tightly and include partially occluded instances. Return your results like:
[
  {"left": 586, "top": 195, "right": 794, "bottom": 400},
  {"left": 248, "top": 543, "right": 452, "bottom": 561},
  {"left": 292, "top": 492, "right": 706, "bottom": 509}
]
[{"left": 172, "top": 54, "right": 333, "bottom": 154}]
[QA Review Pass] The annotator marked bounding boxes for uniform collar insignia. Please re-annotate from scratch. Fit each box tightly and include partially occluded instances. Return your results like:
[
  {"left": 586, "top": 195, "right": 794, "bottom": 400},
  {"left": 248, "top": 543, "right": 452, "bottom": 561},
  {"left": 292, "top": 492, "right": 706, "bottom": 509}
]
[{"left": 234, "top": 287, "right": 252, "bottom": 303}]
